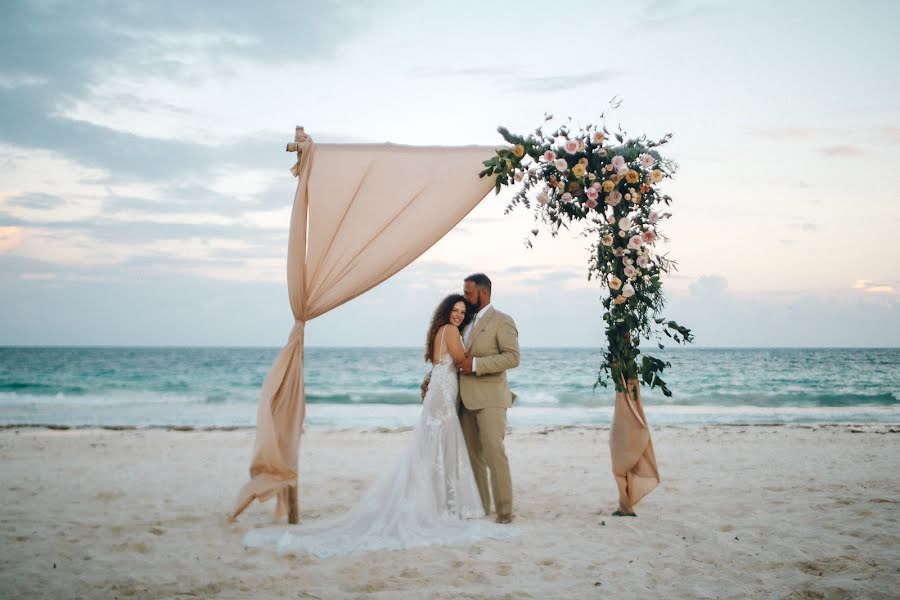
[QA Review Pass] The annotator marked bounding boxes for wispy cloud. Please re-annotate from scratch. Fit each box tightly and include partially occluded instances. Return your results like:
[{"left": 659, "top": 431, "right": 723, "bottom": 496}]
[
  {"left": 853, "top": 279, "right": 897, "bottom": 295},
  {"left": 410, "top": 65, "right": 619, "bottom": 94},
  {"left": 820, "top": 144, "right": 864, "bottom": 157}
]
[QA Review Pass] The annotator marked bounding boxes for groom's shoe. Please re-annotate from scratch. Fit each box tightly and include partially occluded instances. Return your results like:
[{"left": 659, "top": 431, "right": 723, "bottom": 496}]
[{"left": 496, "top": 513, "right": 514, "bottom": 524}]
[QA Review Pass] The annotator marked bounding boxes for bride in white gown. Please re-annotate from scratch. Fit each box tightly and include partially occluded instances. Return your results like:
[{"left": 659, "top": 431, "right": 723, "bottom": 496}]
[{"left": 243, "top": 294, "right": 519, "bottom": 557}]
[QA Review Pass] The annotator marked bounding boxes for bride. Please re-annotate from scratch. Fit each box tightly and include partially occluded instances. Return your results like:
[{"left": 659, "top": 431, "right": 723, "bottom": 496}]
[{"left": 243, "top": 294, "right": 519, "bottom": 557}]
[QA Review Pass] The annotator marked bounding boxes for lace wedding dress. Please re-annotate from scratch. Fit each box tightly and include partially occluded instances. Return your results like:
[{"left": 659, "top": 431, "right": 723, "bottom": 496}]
[{"left": 242, "top": 330, "right": 519, "bottom": 557}]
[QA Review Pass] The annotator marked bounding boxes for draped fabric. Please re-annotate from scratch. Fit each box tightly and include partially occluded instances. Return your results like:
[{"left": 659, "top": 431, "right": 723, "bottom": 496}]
[
  {"left": 609, "top": 379, "right": 660, "bottom": 511},
  {"left": 230, "top": 134, "right": 497, "bottom": 521}
]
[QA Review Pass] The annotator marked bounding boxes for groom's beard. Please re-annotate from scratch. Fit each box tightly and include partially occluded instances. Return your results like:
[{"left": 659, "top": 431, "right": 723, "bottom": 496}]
[{"left": 465, "top": 300, "right": 481, "bottom": 315}]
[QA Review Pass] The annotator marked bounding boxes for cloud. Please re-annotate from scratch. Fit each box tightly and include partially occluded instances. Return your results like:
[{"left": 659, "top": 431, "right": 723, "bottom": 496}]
[
  {"left": 820, "top": 144, "right": 864, "bottom": 157},
  {"left": 0, "top": 226, "right": 25, "bottom": 252},
  {"left": 853, "top": 280, "right": 897, "bottom": 295},
  {"left": 640, "top": 0, "right": 718, "bottom": 29},
  {"left": 748, "top": 127, "right": 814, "bottom": 141},
  {"left": 688, "top": 275, "right": 728, "bottom": 298},
  {"left": 0, "top": 1, "right": 373, "bottom": 180},
  {"left": 410, "top": 65, "right": 619, "bottom": 94},
  {"left": 791, "top": 221, "right": 818, "bottom": 232}
]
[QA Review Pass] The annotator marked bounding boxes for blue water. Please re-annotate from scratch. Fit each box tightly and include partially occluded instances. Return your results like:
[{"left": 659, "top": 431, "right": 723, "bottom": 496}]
[{"left": 0, "top": 347, "right": 897, "bottom": 428}]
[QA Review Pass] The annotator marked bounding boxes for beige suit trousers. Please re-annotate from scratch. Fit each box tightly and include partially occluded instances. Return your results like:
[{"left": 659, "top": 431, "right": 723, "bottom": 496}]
[{"left": 459, "top": 404, "right": 512, "bottom": 515}]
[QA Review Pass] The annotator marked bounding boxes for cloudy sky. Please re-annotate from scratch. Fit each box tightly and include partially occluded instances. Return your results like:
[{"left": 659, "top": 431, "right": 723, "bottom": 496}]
[{"left": 1, "top": 0, "right": 897, "bottom": 347}]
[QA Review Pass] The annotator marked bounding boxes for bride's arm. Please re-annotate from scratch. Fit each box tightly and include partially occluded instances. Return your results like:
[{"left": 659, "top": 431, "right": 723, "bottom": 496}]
[{"left": 443, "top": 324, "right": 467, "bottom": 365}]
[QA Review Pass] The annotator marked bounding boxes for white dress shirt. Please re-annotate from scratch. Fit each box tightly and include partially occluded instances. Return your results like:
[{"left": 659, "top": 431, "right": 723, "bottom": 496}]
[{"left": 465, "top": 303, "right": 491, "bottom": 374}]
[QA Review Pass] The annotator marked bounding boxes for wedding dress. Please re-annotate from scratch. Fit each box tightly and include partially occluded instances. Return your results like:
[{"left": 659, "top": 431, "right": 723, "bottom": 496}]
[{"left": 242, "top": 329, "right": 519, "bottom": 557}]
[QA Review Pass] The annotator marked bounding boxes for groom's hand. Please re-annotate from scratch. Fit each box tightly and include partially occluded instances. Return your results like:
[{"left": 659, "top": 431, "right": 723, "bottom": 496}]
[
  {"left": 458, "top": 354, "right": 474, "bottom": 375},
  {"left": 420, "top": 374, "right": 430, "bottom": 401}
]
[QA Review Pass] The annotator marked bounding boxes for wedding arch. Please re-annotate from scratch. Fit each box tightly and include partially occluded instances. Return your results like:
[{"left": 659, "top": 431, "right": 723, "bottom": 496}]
[{"left": 231, "top": 114, "right": 691, "bottom": 522}]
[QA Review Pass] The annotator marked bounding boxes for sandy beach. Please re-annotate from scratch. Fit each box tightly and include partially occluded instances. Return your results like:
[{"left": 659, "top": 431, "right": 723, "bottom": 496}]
[{"left": 1, "top": 424, "right": 898, "bottom": 599}]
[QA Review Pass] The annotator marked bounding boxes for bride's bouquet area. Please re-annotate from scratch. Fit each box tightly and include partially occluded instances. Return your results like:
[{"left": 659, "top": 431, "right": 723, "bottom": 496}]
[{"left": 481, "top": 107, "right": 694, "bottom": 511}]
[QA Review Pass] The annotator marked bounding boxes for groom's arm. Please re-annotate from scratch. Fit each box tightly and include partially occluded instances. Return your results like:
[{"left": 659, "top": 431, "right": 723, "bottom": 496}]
[{"left": 471, "top": 316, "right": 520, "bottom": 375}]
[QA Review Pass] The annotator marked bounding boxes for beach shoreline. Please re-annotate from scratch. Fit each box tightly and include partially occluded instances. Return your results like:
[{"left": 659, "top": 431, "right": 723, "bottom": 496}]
[{"left": 1, "top": 424, "right": 898, "bottom": 599}]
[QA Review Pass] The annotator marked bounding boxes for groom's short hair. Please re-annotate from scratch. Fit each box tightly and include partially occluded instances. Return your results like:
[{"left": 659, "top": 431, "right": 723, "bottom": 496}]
[{"left": 464, "top": 273, "right": 491, "bottom": 295}]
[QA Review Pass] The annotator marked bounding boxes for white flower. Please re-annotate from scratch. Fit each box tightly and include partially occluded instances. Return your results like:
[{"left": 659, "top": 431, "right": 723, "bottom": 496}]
[
  {"left": 564, "top": 139, "right": 579, "bottom": 154},
  {"left": 537, "top": 191, "right": 550, "bottom": 205},
  {"left": 639, "top": 153, "right": 655, "bottom": 169},
  {"left": 624, "top": 265, "right": 637, "bottom": 279},
  {"left": 618, "top": 216, "right": 632, "bottom": 230},
  {"left": 628, "top": 234, "right": 643, "bottom": 249},
  {"left": 514, "top": 170, "right": 525, "bottom": 182},
  {"left": 621, "top": 283, "right": 635, "bottom": 298},
  {"left": 611, "top": 155, "right": 626, "bottom": 170},
  {"left": 554, "top": 158, "right": 568, "bottom": 172},
  {"left": 648, "top": 211, "right": 659, "bottom": 224},
  {"left": 542, "top": 150, "right": 556, "bottom": 162}
]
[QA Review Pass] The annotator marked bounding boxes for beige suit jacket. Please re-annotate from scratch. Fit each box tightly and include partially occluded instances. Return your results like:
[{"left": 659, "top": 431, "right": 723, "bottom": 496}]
[{"left": 459, "top": 306, "right": 520, "bottom": 410}]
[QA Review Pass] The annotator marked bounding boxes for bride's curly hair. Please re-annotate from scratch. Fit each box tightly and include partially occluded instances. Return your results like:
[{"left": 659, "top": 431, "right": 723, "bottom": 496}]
[{"left": 425, "top": 293, "right": 471, "bottom": 363}]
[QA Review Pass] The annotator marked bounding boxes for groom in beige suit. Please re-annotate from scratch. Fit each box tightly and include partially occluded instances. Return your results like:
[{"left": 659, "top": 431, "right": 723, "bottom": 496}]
[{"left": 456, "top": 273, "right": 520, "bottom": 524}]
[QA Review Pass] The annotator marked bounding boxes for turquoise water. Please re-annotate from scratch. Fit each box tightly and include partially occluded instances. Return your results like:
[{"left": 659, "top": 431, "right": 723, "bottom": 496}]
[{"left": 0, "top": 347, "right": 897, "bottom": 428}]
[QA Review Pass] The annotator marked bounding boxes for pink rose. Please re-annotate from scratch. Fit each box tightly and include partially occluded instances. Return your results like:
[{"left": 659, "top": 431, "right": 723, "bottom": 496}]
[
  {"left": 586, "top": 187, "right": 599, "bottom": 201},
  {"left": 642, "top": 230, "right": 657, "bottom": 244},
  {"left": 554, "top": 158, "right": 568, "bottom": 172},
  {"left": 636, "top": 255, "right": 649, "bottom": 267},
  {"left": 614, "top": 247, "right": 625, "bottom": 257},
  {"left": 586, "top": 198, "right": 598, "bottom": 209},
  {"left": 543, "top": 150, "right": 556, "bottom": 162},
  {"left": 564, "top": 139, "right": 579, "bottom": 154},
  {"left": 537, "top": 191, "right": 550, "bottom": 205},
  {"left": 639, "top": 153, "right": 655, "bottom": 169},
  {"left": 624, "top": 265, "right": 637, "bottom": 279},
  {"left": 618, "top": 216, "right": 632, "bottom": 230},
  {"left": 561, "top": 192, "right": 573, "bottom": 203},
  {"left": 628, "top": 235, "right": 643, "bottom": 249},
  {"left": 611, "top": 155, "right": 626, "bottom": 170},
  {"left": 621, "top": 283, "right": 635, "bottom": 298},
  {"left": 606, "top": 190, "right": 622, "bottom": 206},
  {"left": 648, "top": 211, "right": 659, "bottom": 224}
]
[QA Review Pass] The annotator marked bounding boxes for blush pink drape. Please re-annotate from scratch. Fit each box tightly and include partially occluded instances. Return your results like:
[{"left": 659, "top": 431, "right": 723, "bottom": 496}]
[
  {"left": 230, "top": 135, "right": 497, "bottom": 521},
  {"left": 609, "top": 379, "right": 660, "bottom": 512}
]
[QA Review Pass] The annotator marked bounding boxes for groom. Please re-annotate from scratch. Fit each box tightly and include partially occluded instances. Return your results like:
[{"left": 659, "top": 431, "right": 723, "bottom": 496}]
[{"left": 456, "top": 273, "right": 520, "bottom": 524}]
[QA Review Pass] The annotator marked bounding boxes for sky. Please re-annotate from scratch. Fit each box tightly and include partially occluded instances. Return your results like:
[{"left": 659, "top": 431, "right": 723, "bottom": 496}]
[{"left": 0, "top": 0, "right": 898, "bottom": 348}]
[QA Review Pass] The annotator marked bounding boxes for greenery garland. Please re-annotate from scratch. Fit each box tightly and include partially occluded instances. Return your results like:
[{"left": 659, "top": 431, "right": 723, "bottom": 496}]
[{"left": 480, "top": 106, "right": 693, "bottom": 395}]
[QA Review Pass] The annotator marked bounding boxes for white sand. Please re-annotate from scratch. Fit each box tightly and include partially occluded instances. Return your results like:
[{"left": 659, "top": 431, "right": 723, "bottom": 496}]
[{"left": 1, "top": 424, "right": 898, "bottom": 599}]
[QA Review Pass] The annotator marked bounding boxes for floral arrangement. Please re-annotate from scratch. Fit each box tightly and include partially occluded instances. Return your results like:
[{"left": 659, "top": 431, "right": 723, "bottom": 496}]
[{"left": 480, "top": 107, "right": 692, "bottom": 395}]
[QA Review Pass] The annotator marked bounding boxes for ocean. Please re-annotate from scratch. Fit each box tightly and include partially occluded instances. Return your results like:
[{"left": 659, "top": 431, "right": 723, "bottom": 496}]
[{"left": 0, "top": 347, "right": 897, "bottom": 428}]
